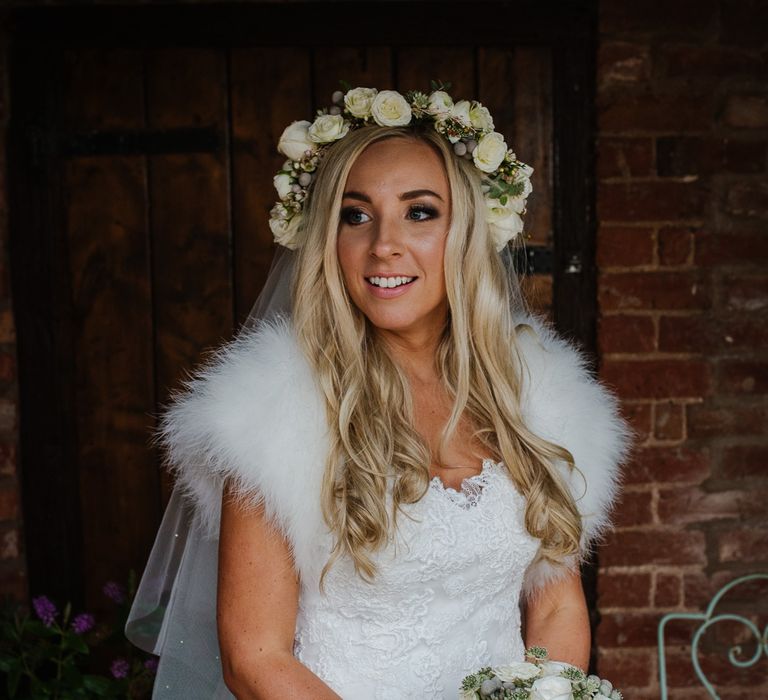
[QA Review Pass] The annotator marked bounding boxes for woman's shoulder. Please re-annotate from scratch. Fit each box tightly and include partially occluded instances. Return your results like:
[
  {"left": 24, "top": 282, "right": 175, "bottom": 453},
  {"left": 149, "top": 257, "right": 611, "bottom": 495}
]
[{"left": 511, "top": 313, "right": 632, "bottom": 590}]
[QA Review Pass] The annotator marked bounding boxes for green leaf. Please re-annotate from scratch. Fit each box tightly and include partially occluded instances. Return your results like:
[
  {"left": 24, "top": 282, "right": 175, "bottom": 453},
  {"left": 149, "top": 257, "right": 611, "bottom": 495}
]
[
  {"left": 63, "top": 633, "right": 89, "bottom": 655},
  {"left": 339, "top": 79, "right": 352, "bottom": 92},
  {"left": 83, "top": 674, "right": 113, "bottom": 695},
  {"left": 499, "top": 195, "right": 508, "bottom": 205}
]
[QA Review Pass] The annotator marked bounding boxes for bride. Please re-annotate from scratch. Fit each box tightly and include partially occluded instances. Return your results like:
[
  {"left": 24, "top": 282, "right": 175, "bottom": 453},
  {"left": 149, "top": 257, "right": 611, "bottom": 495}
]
[{"left": 126, "top": 86, "right": 629, "bottom": 699}]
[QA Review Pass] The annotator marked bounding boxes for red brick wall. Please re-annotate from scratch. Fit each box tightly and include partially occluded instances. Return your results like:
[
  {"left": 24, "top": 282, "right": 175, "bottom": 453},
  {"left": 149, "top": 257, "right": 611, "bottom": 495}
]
[
  {"left": 0, "top": 16, "right": 25, "bottom": 601},
  {"left": 595, "top": 1, "right": 768, "bottom": 697}
]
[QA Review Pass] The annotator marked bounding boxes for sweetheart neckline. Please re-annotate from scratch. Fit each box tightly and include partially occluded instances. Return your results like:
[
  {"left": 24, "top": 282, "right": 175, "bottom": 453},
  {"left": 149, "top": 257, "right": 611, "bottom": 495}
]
[{"left": 428, "top": 458, "right": 503, "bottom": 494}]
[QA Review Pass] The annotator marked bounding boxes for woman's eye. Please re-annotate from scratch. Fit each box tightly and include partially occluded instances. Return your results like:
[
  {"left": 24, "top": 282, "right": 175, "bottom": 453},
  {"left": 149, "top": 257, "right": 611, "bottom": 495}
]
[
  {"left": 408, "top": 205, "right": 438, "bottom": 221},
  {"left": 341, "top": 208, "right": 371, "bottom": 225}
]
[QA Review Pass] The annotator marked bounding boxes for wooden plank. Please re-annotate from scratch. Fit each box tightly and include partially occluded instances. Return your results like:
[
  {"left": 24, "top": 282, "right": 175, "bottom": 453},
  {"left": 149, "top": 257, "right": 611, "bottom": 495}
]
[
  {"left": 395, "top": 46, "right": 475, "bottom": 97},
  {"left": 229, "top": 47, "right": 312, "bottom": 325},
  {"left": 145, "top": 48, "right": 233, "bottom": 503},
  {"left": 64, "top": 155, "right": 157, "bottom": 609},
  {"left": 313, "top": 46, "right": 393, "bottom": 103}
]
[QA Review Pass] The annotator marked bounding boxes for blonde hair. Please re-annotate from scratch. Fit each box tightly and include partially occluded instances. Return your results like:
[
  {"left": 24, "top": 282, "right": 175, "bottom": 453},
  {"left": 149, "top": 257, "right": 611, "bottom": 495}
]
[{"left": 291, "top": 125, "right": 581, "bottom": 587}]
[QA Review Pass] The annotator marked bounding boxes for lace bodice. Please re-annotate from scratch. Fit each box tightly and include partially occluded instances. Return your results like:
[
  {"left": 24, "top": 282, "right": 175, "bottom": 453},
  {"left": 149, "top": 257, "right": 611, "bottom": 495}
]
[{"left": 293, "top": 460, "right": 541, "bottom": 699}]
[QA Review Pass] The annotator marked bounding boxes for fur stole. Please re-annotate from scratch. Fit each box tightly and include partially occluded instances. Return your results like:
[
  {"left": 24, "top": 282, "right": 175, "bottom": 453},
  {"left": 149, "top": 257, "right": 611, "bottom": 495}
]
[{"left": 158, "top": 315, "right": 630, "bottom": 594}]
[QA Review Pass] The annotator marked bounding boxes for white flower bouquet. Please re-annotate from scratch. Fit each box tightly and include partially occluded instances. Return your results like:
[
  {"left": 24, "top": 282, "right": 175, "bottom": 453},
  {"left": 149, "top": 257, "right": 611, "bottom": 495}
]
[{"left": 459, "top": 647, "right": 622, "bottom": 700}]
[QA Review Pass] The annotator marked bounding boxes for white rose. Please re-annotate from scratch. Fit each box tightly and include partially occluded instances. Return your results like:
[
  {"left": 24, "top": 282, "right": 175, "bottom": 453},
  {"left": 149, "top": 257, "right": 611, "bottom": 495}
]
[
  {"left": 272, "top": 173, "right": 293, "bottom": 199},
  {"left": 371, "top": 90, "right": 412, "bottom": 126},
  {"left": 529, "top": 675, "right": 574, "bottom": 700},
  {"left": 428, "top": 90, "right": 454, "bottom": 115},
  {"left": 269, "top": 213, "right": 302, "bottom": 250},
  {"left": 485, "top": 196, "right": 525, "bottom": 250},
  {"left": 492, "top": 662, "right": 542, "bottom": 683},
  {"left": 593, "top": 695, "right": 611, "bottom": 700},
  {"left": 344, "top": 87, "right": 378, "bottom": 118},
  {"left": 277, "top": 120, "right": 315, "bottom": 161},
  {"left": 450, "top": 99, "right": 472, "bottom": 126},
  {"left": 469, "top": 101, "right": 494, "bottom": 131},
  {"left": 539, "top": 661, "right": 575, "bottom": 676},
  {"left": 473, "top": 131, "right": 507, "bottom": 173},
  {"left": 459, "top": 689, "right": 480, "bottom": 700},
  {"left": 308, "top": 114, "right": 349, "bottom": 144}
]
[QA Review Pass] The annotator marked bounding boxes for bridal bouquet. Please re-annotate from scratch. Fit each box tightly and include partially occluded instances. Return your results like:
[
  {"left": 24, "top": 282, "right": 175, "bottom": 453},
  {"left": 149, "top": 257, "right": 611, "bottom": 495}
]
[{"left": 459, "top": 647, "right": 622, "bottom": 700}]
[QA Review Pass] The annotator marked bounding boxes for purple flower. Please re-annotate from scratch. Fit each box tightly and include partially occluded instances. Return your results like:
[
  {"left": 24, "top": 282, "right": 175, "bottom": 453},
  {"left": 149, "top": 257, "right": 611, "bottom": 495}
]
[
  {"left": 71, "top": 612, "right": 95, "bottom": 634},
  {"left": 102, "top": 581, "right": 126, "bottom": 604},
  {"left": 110, "top": 658, "right": 130, "bottom": 679},
  {"left": 32, "top": 596, "right": 58, "bottom": 626},
  {"left": 144, "top": 656, "right": 159, "bottom": 673}
]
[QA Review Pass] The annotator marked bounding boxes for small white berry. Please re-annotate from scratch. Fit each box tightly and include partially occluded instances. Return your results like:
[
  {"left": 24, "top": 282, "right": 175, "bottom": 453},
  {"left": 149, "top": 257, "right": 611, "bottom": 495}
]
[
  {"left": 453, "top": 142, "right": 467, "bottom": 156},
  {"left": 329, "top": 105, "right": 342, "bottom": 115},
  {"left": 298, "top": 172, "right": 312, "bottom": 187},
  {"left": 331, "top": 90, "right": 344, "bottom": 105},
  {"left": 291, "top": 184, "right": 302, "bottom": 193},
  {"left": 466, "top": 139, "right": 478, "bottom": 154}
]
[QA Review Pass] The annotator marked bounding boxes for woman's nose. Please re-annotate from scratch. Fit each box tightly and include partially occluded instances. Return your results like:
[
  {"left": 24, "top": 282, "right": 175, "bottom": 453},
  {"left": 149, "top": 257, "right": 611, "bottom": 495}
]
[{"left": 369, "top": 216, "right": 403, "bottom": 258}]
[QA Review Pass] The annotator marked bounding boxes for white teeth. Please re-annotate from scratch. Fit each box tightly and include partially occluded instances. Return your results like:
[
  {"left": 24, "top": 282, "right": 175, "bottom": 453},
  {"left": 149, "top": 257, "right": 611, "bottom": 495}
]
[{"left": 367, "top": 276, "right": 414, "bottom": 288}]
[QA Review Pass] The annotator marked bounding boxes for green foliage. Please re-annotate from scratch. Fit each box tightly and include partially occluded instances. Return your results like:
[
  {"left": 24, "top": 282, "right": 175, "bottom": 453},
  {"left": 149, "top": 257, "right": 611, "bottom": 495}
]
[{"left": 0, "top": 574, "right": 157, "bottom": 699}]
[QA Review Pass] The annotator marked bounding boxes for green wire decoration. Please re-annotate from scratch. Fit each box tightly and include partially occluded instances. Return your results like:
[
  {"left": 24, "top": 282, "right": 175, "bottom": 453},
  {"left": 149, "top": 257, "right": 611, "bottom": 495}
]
[{"left": 657, "top": 573, "right": 768, "bottom": 699}]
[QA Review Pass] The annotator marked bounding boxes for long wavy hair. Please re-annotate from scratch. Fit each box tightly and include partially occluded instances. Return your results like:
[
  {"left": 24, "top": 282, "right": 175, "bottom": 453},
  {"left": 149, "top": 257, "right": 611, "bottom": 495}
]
[{"left": 291, "top": 125, "right": 581, "bottom": 587}]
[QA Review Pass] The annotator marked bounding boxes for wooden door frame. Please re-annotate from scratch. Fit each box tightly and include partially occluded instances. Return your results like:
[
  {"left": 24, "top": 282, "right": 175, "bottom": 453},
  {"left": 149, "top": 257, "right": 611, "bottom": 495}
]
[{"left": 6, "top": 0, "right": 599, "bottom": 653}]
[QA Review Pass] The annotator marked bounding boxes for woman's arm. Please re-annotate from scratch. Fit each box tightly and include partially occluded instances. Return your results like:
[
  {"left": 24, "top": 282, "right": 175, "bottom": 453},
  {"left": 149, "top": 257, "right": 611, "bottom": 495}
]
[
  {"left": 523, "top": 568, "right": 591, "bottom": 670},
  {"left": 217, "top": 481, "right": 342, "bottom": 700}
]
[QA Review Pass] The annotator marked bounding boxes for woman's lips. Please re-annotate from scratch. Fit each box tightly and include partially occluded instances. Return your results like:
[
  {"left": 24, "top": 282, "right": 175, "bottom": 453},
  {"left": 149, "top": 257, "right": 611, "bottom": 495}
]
[{"left": 365, "top": 277, "right": 417, "bottom": 298}]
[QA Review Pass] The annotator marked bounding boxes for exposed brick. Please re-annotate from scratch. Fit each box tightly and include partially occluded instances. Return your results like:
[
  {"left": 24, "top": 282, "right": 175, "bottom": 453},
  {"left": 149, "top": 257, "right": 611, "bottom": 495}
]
[
  {"left": 661, "top": 45, "right": 768, "bottom": 78},
  {"left": 596, "top": 225, "right": 655, "bottom": 267},
  {"left": 719, "top": 360, "right": 768, "bottom": 394},
  {"left": 597, "top": 611, "right": 659, "bottom": 647},
  {"left": 658, "top": 226, "right": 695, "bottom": 266},
  {"left": 718, "top": 445, "right": 768, "bottom": 480},
  {"left": 720, "top": 0, "right": 768, "bottom": 46},
  {"left": 725, "top": 140, "right": 767, "bottom": 174},
  {"left": 683, "top": 569, "right": 764, "bottom": 609},
  {"left": 0, "top": 400, "right": 16, "bottom": 433},
  {"left": 659, "top": 314, "right": 768, "bottom": 353},
  {"left": 598, "top": 571, "right": 651, "bottom": 608},
  {"left": 696, "top": 230, "right": 768, "bottom": 267},
  {"left": 718, "top": 528, "right": 768, "bottom": 563},
  {"left": 657, "top": 486, "right": 765, "bottom": 524},
  {"left": 598, "top": 649, "right": 654, "bottom": 690},
  {"left": 657, "top": 137, "right": 766, "bottom": 177},
  {"left": 722, "top": 94, "right": 768, "bottom": 128},
  {"left": 598, "top": 181, "right": 708, "bottom": 221},
  {"left": 0, "top": 350, "right": 14, "bottom": 383},
  {"left": 0, "top": 309, "right": 14, "bottom": 344},
  {"left": 600, "top": 0, "right": 718, "bottom": 37},
  {"left": 1, "top": 528, "right": 17, "bottom": 560},
  {"left": 654, "top": 401, "right": 684, "bottom": 440},
  {"left": 598, "top": 42, "right": 652, "bottom": 87},
  {"left": 0, "top": 441, "right": 15, "bottom": 478},
  {"left": 602, "top": 359, "right": 711, "bottom": 399},
  {"left": 654, "top": 572, "right": 681, "bottom": 607},
  {"left": 688, "top": 402, "right": 768, "bottom": 438},
  {"left": 720, "top": 273, "right": 768, "bottom": 312},
  {"left": 0, "top": 483, "right": 19, "bottom": 521},
  {"left": 664, "top": 649, "right": 768, "bottom": 689},
  {"left": 598, "top": 315, "right": 656, "bottom": 354},
  {"left": 613, "top": 489, "right": 654, "bottom": 527},
  {"left": 599, "top": 93, "right": 714, "bottom": 133},
  {"left": 602, "top": 530, "right": 706, "bottom": 567},
  {"left": 621, "top": 401, "right": 652, "bottom": 443},
  {"left": 600, "top": 271, "right": 710, "bottom": 311},
  {"left": 598, "top": 137, "right": 655, "bottom": 178},
  {"left": 627, "top": 446, "right": 710, "bottom": 484},
  {"left": 726, "top": 180, "right": 768, "bottom": 218}
]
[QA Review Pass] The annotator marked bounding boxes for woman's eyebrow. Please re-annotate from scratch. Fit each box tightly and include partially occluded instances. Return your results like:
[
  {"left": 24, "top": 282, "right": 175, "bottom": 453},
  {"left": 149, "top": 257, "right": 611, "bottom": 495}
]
[
  {"left": 400, "top": 189, "right": 444, "bottom": 201},
  {"left": 342, "top": 190, "right": 371, "bottom": 202}
]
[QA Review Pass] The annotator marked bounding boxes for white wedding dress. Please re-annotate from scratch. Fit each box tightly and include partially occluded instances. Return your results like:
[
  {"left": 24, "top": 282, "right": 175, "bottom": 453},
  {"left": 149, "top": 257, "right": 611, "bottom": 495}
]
[{"left": 293, "top": 459, "right": 539, "bottom": 698}]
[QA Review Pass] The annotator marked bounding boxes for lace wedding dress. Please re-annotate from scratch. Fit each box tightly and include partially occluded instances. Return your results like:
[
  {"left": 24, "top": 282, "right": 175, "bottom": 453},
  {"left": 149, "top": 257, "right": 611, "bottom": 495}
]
[{"left": 293, "top": 459, "right": 540, "bottom": 699}]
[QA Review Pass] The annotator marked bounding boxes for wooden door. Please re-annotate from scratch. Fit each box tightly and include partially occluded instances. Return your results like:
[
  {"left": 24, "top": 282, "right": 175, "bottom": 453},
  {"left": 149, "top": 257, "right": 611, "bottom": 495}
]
[{"left": 8, "top": 2, "right": 596, "bottom": 619}]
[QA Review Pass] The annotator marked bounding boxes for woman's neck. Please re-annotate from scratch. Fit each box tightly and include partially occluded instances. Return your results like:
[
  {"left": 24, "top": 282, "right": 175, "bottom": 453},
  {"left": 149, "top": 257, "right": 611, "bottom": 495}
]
[{"left": 376, "top": 327, "right": 443, "bottom": 384}]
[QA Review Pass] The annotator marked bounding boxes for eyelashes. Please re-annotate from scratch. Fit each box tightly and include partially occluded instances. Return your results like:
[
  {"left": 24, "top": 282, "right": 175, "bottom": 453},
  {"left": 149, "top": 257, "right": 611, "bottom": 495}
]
[{"left": 340, "top": 204, "right": 440, "bottom": 225}]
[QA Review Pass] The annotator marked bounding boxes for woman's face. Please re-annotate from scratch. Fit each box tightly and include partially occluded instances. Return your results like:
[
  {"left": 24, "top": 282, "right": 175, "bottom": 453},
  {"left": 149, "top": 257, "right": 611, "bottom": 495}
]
[{"left": 337, "top": 138, "right": 451, "bottom": 342}]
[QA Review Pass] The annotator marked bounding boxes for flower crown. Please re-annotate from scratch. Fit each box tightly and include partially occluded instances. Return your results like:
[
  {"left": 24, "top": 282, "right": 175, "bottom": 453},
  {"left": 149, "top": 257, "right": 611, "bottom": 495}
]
[{"left": 269, "top": 82, "right": 533, "bottom": 251}]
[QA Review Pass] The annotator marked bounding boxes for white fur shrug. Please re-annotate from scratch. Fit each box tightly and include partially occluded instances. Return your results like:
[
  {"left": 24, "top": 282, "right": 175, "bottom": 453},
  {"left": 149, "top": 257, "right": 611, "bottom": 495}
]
[{"left": 158, "top": 315, "right": 630, "bottom": 594}]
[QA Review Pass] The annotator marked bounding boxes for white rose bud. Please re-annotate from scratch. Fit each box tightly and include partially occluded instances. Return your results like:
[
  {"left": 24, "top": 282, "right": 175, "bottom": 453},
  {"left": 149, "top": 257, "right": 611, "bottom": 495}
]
[
  {"left": 272, "top": 173, "right": 293, "bottom": 199},
  {"left": 344, "top": 87, "right": 378, "bottom": 118},
  {"left": 277, "top": 120, "right": 316, "bottom": 161},
  {"left": 485, "top": 196, "right": 525, "bottom": 250},
  {"left": 492, "top": 662, "right": 542, "bottom": 683},
  {"left": 371, "top": 90, "right": 412, "bottom": 126},
  {"left": 269, "top": 213, "right": 302, "bottom": 250},
  {"left": 473, "top": 131, "right": 507, "bottom": 173},
  {"left": 469, "top": 101, "right": 494, "bottom": 131},
  {"left": 428, "top": 90, "right": 454, "bottom": 115},
  {"left": 308, "top": 114, "right": 350, "bottom": 144},
  {"left": 529, "top": 675, "right": 574, "bottom": 700},
  {"left": 450, "top": 99, "right": 472, "bottom": 126}
]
